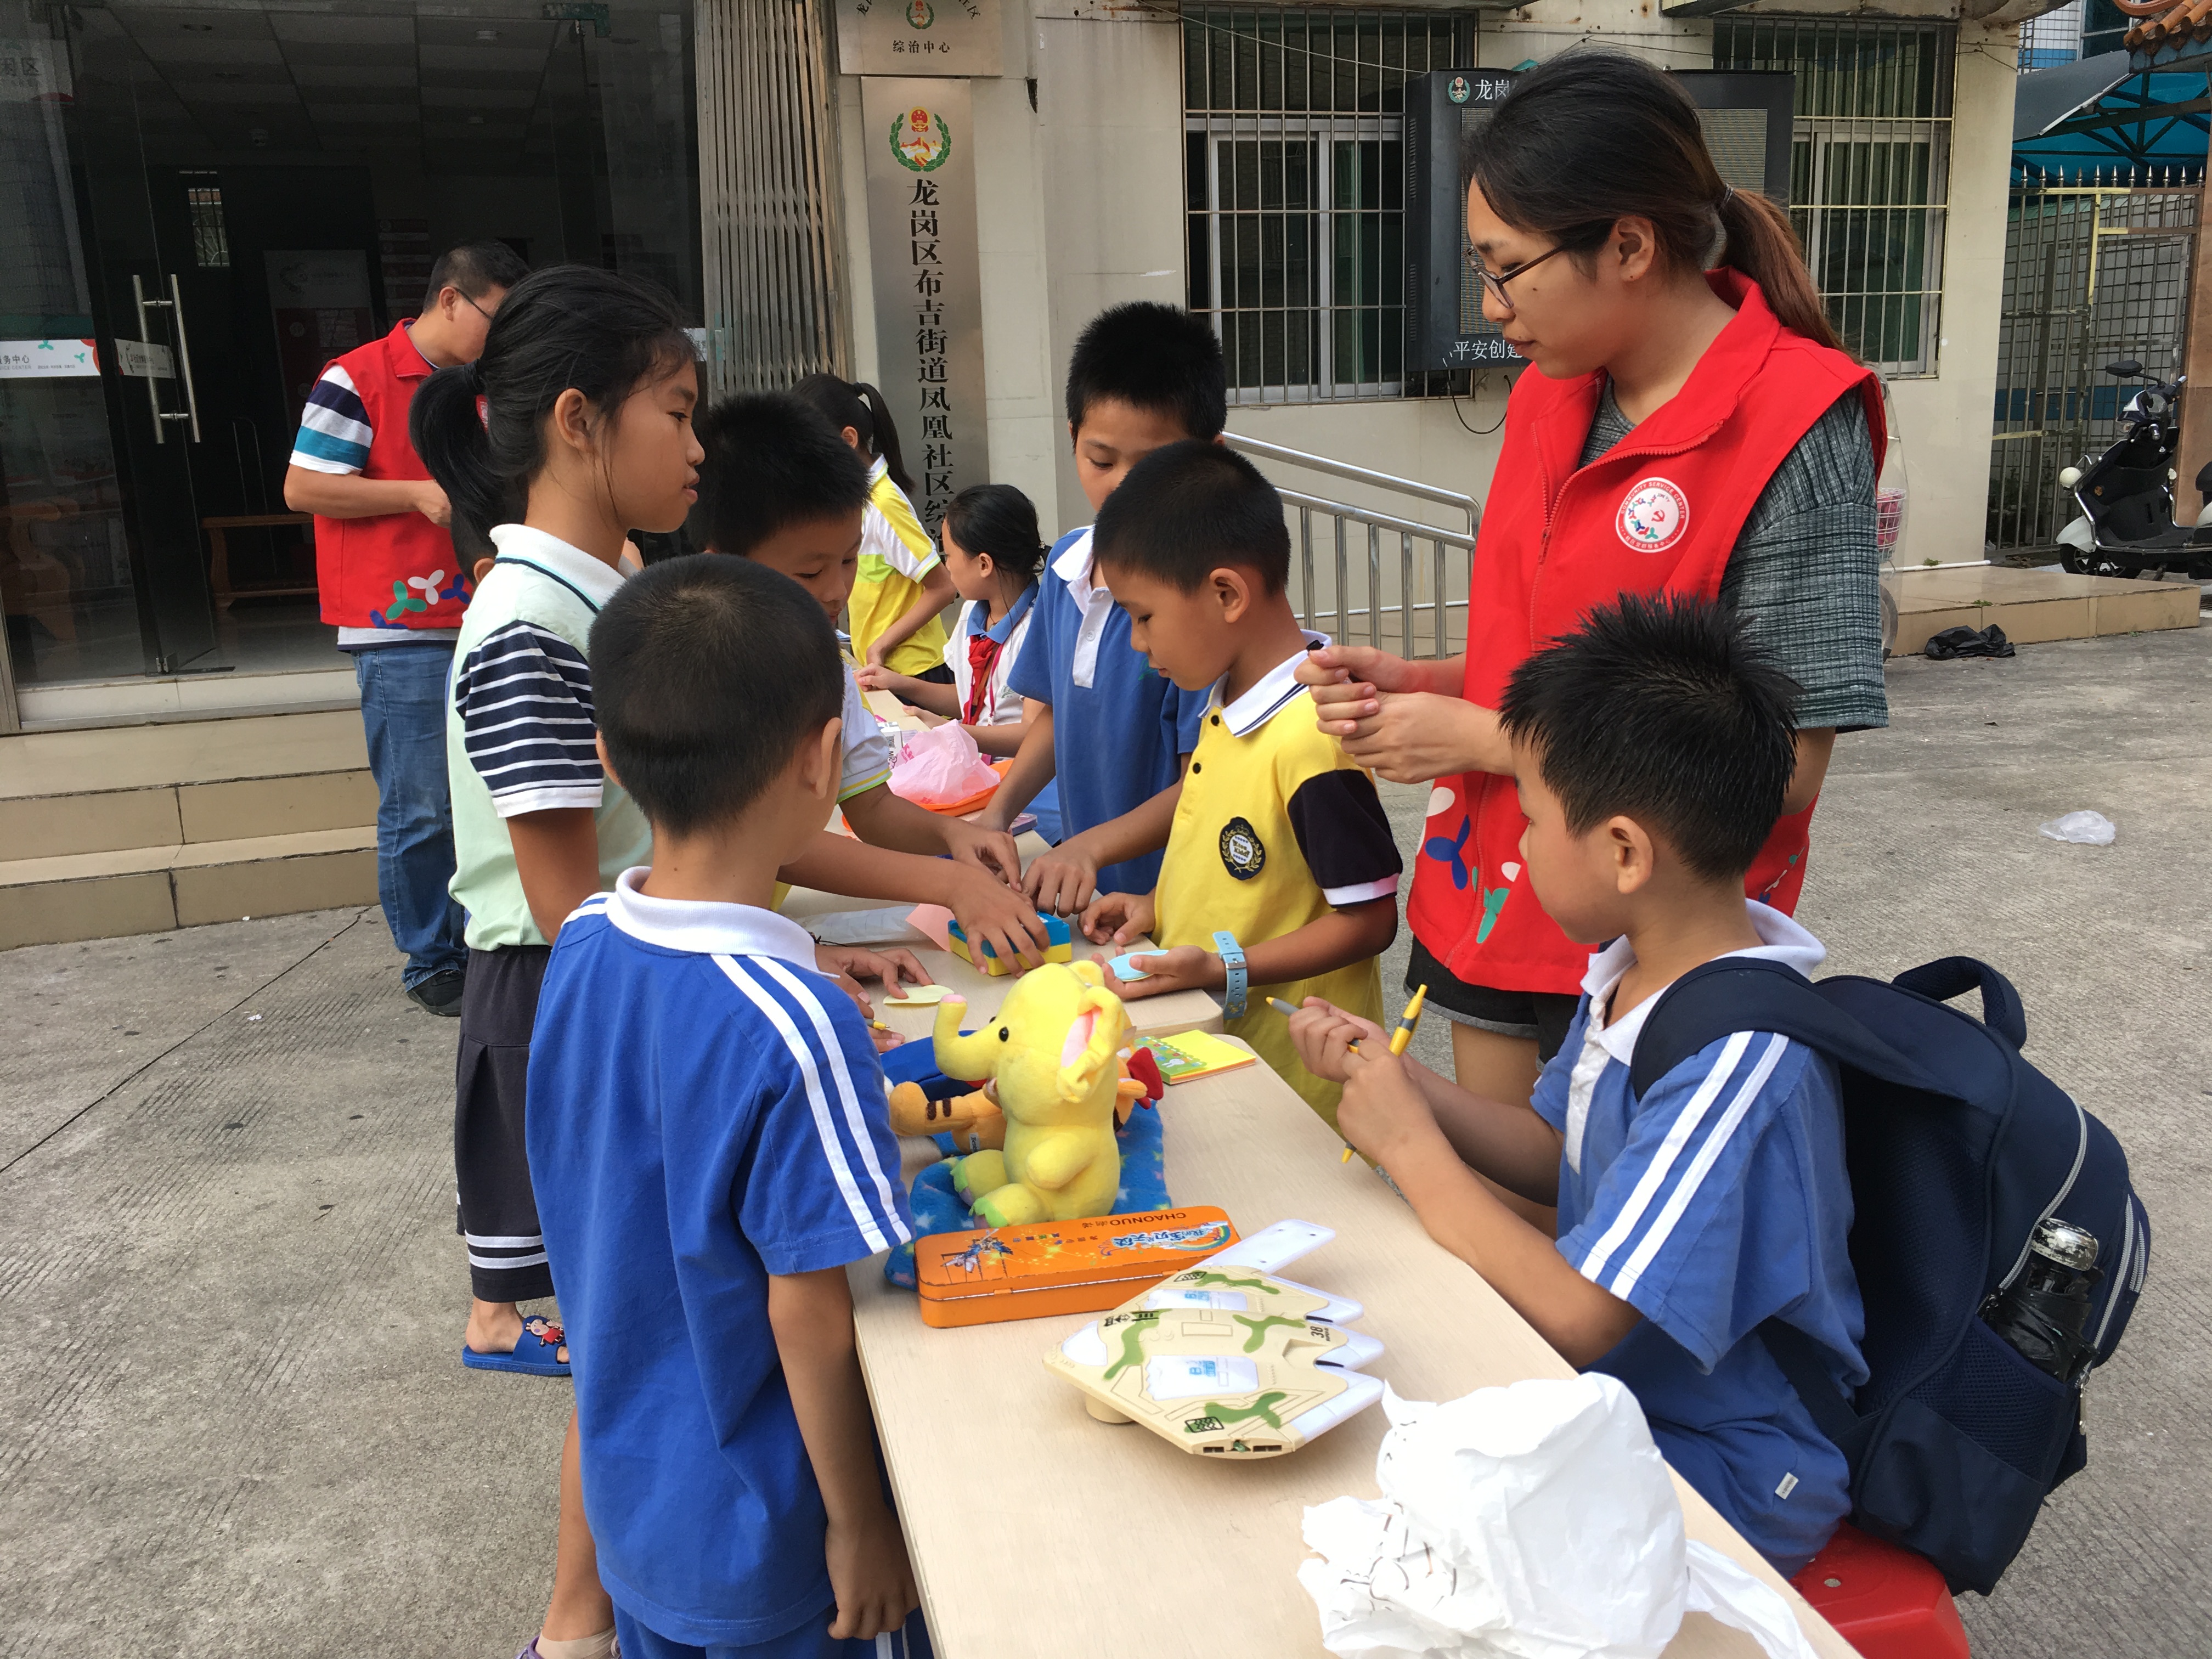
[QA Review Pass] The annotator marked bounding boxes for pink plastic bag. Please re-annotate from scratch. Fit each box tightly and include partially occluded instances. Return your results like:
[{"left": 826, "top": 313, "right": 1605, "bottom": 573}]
[{"left": 888, "top": 723, "right": 1002, "bottom": 809}]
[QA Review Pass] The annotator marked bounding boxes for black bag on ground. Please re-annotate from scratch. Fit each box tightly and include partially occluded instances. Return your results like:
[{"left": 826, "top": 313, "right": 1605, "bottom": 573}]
[{"left": 1629, "top": 956, "right": 2148, "bottom": 1595}]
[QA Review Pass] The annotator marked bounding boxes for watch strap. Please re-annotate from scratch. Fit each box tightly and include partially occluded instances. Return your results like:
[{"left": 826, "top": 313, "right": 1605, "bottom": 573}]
[{"left": 1212, "top": 929, "right": 1248, "bottom": 1020}]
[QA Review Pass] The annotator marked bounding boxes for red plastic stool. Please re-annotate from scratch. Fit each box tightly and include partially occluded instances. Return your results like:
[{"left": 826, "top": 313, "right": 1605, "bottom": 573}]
[{"left": 1789, "top": 1523, "right": 1970, "bottom": 1659}]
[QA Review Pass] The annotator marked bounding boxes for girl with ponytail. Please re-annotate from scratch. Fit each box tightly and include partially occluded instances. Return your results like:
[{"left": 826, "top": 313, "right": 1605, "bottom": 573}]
[
  {"left": 414, "top": 265, "right": 700, "bottom": 1659},
  {"left": 1300, "top": 50, "right": 1886, "bottom": 1098},
  {"left": 791, "top": 371, "right": 957, "bottom": 685}
]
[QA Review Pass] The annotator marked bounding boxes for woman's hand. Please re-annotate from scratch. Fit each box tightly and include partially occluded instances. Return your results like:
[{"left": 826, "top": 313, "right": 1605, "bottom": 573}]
[
  {"left": 1297, "top": 648, "right": 1508, "bottom": 782},
  {"left": 854, "top": 663, "right": 909, "bottom": 695},
  {"left": 1079, "top": 889, "right": 1156, "bottom": 946},
  {"left": 862, "top": 637, "right": 891, "bottom": 669},
  {"left": 1286, "top": 1000, "right": 1388, "bottom": 1085}
]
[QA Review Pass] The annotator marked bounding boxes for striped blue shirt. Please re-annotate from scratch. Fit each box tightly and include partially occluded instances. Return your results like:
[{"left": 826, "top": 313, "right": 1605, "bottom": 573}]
[
  {"left": 528, "top": 872, "right": 913, "bottom": 1645},
  {"left": 289, "top": 363, "right": 374, "bottom": 475}
]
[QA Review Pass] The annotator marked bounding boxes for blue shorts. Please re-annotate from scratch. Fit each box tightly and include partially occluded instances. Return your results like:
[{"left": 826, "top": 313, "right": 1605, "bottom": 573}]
[{"left": 612, "top": 1605, "right": 933, "bottom": 1659}]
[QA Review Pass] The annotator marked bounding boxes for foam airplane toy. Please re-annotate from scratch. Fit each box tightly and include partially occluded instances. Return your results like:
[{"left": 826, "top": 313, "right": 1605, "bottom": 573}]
[{"left": 1044, "top": 1220, "right": 1384, "bottom": 1459}]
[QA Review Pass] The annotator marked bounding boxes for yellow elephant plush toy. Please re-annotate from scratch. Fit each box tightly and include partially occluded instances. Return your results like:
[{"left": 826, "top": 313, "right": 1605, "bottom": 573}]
[{"left": 932, "top": 960, "right": 1131, "bottom": 1227}]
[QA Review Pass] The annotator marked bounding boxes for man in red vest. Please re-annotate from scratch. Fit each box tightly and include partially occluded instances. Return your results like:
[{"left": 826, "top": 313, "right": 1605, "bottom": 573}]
[{"left": 284, "top": 241, "right": 529, "bottom": 1015}]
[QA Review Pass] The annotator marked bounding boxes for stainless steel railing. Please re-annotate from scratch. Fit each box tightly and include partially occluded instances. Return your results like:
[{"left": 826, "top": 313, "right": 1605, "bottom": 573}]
[{"left": 1223, "top": 431, "right": 1478, "bottom": 661}]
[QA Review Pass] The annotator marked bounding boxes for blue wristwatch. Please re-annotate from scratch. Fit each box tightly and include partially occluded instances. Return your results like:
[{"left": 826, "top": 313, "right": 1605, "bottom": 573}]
[{"left": 1212, "top": 930, "right": 1248, "bottom": 1020}]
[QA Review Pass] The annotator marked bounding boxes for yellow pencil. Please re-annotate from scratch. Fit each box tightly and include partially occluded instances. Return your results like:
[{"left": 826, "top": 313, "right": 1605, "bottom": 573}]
[{"left": 1341, "top": 984, "right": 1430, "bottom": 1161}]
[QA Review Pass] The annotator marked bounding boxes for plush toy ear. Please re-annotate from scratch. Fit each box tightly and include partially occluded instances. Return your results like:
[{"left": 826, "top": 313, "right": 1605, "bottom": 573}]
[
  {"left": 1068, "top": 957, "right": 1107, "bottom": 988},
  {"left": 1057, "top": 985, "right": 1125, "bottom": 1104}
]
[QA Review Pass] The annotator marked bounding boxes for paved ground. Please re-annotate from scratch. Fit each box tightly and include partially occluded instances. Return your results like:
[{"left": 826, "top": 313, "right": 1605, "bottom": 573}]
[{"left": 5, "top": 627, "right": 2209, "bottom": 1657}]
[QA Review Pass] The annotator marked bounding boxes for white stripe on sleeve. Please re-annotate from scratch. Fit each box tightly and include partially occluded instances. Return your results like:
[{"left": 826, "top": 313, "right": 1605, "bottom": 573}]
[
  {"left": 754, "top": 955, "right": 907, "bottom": 1233},
  {"left": 712, "top": 955, "right": 898, "bottom": 1254},
  {"left": 1605, "top": 1033, "right": 1791, "bottom": 1304},
  {"left": 1577, "top": 1030, "right": 1751, "bottom": 1286}
]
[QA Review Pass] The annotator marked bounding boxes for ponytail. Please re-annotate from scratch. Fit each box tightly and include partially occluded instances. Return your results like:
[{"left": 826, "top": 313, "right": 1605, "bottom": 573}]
[
  {"left": 789, "top": 371, "right": 915, "bottom": 497},
  {"left": 1465, "top": 52, "right": 1847, "bottom": 357},
  {"left": 943, "top": 483, "right": 1046, "bottom": 582},
  {"left": 1715, "top": 188, "right": 1841, "bottom": 352},
  {"left": 409, "top": 266, "right": 693, "bottom": 551}
]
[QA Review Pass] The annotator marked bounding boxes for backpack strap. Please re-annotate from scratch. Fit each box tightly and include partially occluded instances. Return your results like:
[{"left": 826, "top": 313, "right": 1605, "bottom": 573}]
[
  {"left": 1892, "top": 956, "right": 2028, "bottom": 1049},
  {"left": 1626, "top": 957, "right": 1947, "bottom": 1103}
]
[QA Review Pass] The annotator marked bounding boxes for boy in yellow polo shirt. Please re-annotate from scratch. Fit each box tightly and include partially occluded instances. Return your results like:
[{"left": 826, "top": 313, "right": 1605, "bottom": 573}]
[{"left": 1079, "top": 442, "right": 1400, "bottom": 1124}]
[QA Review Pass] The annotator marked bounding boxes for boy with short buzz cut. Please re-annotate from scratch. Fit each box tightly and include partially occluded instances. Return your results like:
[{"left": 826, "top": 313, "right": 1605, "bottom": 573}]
[
  {"left": 1289, "top": 593, "right": 1867, "bottom": 1577},
  {"left": 528, "top": 555, "right": 927, "bottom": 1659},
  {"left": 1081, "top": 441, "right": 1401, "bottom": 1124},
  {"left": 692, "top": 392, "right": 1054, "bottom": 973},
  {"left": 975, "top": 301, "right": 1227, "bottom": 914}
]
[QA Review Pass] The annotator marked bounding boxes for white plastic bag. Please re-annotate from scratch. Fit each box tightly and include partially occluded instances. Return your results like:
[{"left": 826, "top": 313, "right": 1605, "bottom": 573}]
[
  {"left": 887, "top": 721, "right": 1001, "bottom": 808},
  {"left": 2039, "top": 810, "right": 2115, "bottom": 846},
  {"left": 1297, "top": 1376, "right": 1818, "bottom": 1659}
]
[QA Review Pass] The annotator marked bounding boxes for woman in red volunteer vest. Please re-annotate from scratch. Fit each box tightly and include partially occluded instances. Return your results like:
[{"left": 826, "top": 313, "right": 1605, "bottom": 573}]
[{"left": 1302, "top": 54, "right": 1886, "bottom": 1108}]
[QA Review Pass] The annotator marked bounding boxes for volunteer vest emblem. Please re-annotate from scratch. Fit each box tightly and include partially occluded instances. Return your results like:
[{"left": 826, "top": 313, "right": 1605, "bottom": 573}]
[
  {"left": 892, "top": 105, "right": 951, "bottom": 172},
  {"left": 1218, "top": 817, "right": 1266, "bottom": 882},
  {"left": 1617, "top": 477, "right": 1689, "bottom": 552}
]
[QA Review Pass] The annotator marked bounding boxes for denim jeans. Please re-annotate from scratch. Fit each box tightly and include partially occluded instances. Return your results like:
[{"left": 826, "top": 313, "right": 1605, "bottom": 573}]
[{"left": 353, "top": 642, "right": 466, "bottom": 987}]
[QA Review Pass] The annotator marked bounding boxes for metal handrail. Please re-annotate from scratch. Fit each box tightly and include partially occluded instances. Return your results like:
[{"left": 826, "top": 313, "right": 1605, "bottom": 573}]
[
  {"left": 1225, "top": 431, "right": 1479, "bottom": 528},
  {"left": 1222, "top": 431, "right": 1479, "bottom": 659}
]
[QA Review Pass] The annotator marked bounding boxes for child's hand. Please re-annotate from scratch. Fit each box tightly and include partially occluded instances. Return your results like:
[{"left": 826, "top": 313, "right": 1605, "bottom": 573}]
[
  {"left": 814, "top": 943, "right": 928, "bottom": 996},
  {"left": 1102, "top": 944, "right": 1222, "bottom": 1002},
  {"left": 854, "top": 663, "right": 905, "bottom": 695},
  {"left": 941, "top": 816, "right": 1023, "bottom": 886},
  {"left": 862, "top": 638, "right": 891, "bottom": 669},
  {"left": 1338, "top": 1046, "right": 1447, "bottom": 1166},
  {"left": 1079, "top": 889, "right": 1155, "bottom": 946},
  {"left": 944, "top": 865, "right": 1054, "bottom": 970},
  {"left": 823, "top": 1502, "right": 919, "bottom": 1640},
  {"left": 1286, "top": 1000, "right": 1388, "bottom": 1084},
  {"left": 1024, "top": 837, "right": 1102, "bottom": 915}
]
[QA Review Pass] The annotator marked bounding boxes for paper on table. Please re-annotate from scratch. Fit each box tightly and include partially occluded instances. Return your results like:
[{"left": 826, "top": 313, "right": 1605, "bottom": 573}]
[
  {"left": 1296, "top": 1375, "right": 1816, "bottom": 1659},
  {"left": 883, "top": 984, "right": 953, "bottom": 1007},
  {"left": 906, "top": 904, "right": 956, "bottom": 951}
]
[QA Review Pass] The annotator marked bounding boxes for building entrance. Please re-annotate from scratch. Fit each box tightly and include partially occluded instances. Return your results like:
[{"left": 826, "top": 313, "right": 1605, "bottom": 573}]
[{"left": 0, "top": 0, "right": 700, "bottom": 729}]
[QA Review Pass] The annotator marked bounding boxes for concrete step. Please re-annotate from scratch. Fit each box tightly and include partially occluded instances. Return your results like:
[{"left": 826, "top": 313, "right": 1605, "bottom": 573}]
[
  {"left": 1894, "top": 565, "right": 2199, "bottom": 654},
  {"left": 0, "top": 709, "right": 380, "bottom": 949}
]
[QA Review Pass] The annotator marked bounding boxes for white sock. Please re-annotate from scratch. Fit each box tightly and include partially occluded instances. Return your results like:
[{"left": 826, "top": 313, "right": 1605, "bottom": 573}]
[{"left": 535, "top": 1630, "right": 616, "bottom": 1659}]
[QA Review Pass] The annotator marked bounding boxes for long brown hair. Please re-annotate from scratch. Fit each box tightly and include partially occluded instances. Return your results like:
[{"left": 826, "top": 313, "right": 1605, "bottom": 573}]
[{"left": 1464, "top": 51, "right": 1844, "bottom": 354}]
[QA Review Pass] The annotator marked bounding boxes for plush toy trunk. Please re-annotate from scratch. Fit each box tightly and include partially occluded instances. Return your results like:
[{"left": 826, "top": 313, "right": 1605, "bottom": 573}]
[{"left": 915, "top": 1207, "right": 1238, "bottom": 1328}]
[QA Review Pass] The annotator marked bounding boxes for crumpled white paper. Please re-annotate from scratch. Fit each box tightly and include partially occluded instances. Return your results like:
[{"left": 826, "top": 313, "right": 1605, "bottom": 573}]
[
  {"left": 2038, "top": 809, "right": 2116, "bottom": 846},
  {"left": 1296, "top": 1375, "right": 1819, "bottom": 1659}
]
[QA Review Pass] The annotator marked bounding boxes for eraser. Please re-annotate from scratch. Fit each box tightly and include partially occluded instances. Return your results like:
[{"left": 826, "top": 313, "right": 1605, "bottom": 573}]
[{"left": 1107, "top": 952, "right": 1153, "bottom": 982}]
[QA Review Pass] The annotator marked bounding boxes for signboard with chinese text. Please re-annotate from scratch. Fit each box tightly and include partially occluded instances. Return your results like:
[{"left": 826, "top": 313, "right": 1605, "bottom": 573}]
[
  {"left": 0, "top": 339, "right": 98, "bottom": 379},
  {"left": 861, "top": 78, "right": 989, "bottom": 538},
  {"left": 837, "top": 0, "right": 1000, "bottom": 79}
]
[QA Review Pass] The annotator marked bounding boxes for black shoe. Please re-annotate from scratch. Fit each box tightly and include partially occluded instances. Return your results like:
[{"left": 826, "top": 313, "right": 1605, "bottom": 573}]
[{"left": 405, "top": 968, "right": 467, "bottom": 1017}]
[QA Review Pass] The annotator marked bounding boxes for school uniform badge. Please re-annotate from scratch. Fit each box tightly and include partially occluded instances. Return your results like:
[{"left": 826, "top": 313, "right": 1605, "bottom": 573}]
[
  {"left": 1616, "top": 477, "right": 1689, "bottom": 552},
  {"left": 1219, "top": 817, "right": 1266, "bottom": 881}
]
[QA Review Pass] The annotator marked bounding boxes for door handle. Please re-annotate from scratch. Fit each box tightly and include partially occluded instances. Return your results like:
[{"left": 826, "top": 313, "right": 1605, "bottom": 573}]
[
  {"left": 128, "top": 273, "right": 202, "bottom": 443},
  {"left": 168, "top": 273, "right": 202, "bottom": 443}
]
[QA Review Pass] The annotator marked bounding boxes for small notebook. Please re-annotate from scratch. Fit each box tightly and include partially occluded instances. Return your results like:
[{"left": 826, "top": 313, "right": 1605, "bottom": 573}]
[{"left": 1138, "top": 1030, "right": 1259, "bottom": 1085}]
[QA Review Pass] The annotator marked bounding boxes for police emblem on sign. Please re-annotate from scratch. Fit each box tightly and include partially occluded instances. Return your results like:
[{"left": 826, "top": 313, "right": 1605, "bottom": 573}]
[{"left": 1219, "top": 817, "right": 1266, "bottom": 881}]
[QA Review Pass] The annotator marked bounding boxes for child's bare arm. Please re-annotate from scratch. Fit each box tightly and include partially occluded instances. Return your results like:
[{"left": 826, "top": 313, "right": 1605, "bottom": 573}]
[
  {"left": 862, "top": 564, "right": 957, "bottom": 665},
  {"left": 839, "top": 781, "right": 1022, "bottom": 887},
  {"left": 854, "top": 663, "right": 961, "bottom": 718},
  {"left": 766, "top": 1267, "right": 918, "bottom": 1641},
  {"left": 1023, "top": 766, "right": 1187, "bottom": 917},
  {"left": 1101, "top": 897, "right": 1396, "bottom": 1003},
  {"left": 973, "top": 703, "right": 1053, "bottom": 830},
  {"left": 780, "top": 831, "right": 1052, "bottom": 967},
  {"left": 1336, "top": 1049, "right": 1637, "bottom": 1367},
  {"left": 506, "top": 807, "right": 603, "bottom": 941}
]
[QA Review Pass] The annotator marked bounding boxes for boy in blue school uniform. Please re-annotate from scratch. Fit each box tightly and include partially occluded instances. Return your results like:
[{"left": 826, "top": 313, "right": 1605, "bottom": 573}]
[
  {"left": 974, "top": 302, "right": 1226, "bottom": 913},
  {"left": 527, "top": 555, "right": 927, "bottom": 1658},
  {"left": 1289, "top": 594, "right": 1866, "bottom": 1576}
]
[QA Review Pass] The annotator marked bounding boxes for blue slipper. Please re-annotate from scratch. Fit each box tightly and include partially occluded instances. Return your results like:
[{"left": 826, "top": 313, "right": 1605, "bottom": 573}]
[{"left": 462, "top": 1316, "right": 571, "bottom": 1378}]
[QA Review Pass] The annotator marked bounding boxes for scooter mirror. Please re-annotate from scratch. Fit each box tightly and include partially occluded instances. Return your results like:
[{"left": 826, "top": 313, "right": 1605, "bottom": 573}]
[{"left": 2106, "top": 359, "right": 2143, "bottom": 377}]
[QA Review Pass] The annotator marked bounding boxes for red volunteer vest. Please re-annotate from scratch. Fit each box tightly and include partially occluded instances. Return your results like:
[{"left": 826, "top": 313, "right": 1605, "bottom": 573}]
[
  {"left": 312, "top": 321, "right": 470, "bottom": 630},
  {"left": 1408, "top": 272, "right": 1883, "bottom": 995}
]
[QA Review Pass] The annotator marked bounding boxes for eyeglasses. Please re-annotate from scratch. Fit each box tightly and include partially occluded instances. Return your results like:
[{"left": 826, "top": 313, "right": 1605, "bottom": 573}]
[
  {"left": 462, "top": 292, "right": 498, "bottom": 323},
  {"left": 1463, "top": 241, "right": 1571, "bottom": 311}
]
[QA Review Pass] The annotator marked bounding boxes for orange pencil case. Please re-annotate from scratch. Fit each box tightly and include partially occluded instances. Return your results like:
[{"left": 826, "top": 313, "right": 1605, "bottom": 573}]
[{"left": 914, "top": 1207, "right": 1238, "bottom": 1328}]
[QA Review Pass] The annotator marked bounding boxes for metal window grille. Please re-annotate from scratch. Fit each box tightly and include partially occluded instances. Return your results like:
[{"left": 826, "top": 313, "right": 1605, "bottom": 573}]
[
  {"left": 184, "top": 178, "right": 229, "bottom": 270},
  {"left": 1986, "top": 176, "right": 2196, "bottom": 556},
  {"left": 2019, "top": 1, "right": 2083, "bottom": 72},
  {"left": 1716, "top": 19, "right": 1954, "bottom": 376},
  {"left": 1183, "top": 7, "right": 1472, "bottom": 404}
]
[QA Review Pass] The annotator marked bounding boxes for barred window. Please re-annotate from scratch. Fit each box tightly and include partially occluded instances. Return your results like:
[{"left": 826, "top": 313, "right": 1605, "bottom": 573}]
[
  {"left": 184, "top": 177, "right": 230, "bottom": 270},
  {"left": 1183, "top": 8, "right": 1471, "bottom": 403},
  {"left": 1716, "top": 19, "right": 1954, "bottom": 376}
]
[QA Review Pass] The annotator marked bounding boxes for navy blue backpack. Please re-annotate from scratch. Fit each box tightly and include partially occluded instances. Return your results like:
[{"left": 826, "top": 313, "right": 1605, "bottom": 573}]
[{"left": 1630, "top": 956, "right": 2148, "bottom": 1596}]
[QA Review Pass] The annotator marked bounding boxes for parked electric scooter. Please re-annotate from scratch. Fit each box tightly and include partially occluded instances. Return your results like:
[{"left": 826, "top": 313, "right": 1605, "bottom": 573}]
[{"left": 2055, "top": 358, "right": 2212, "bottom": 578}]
